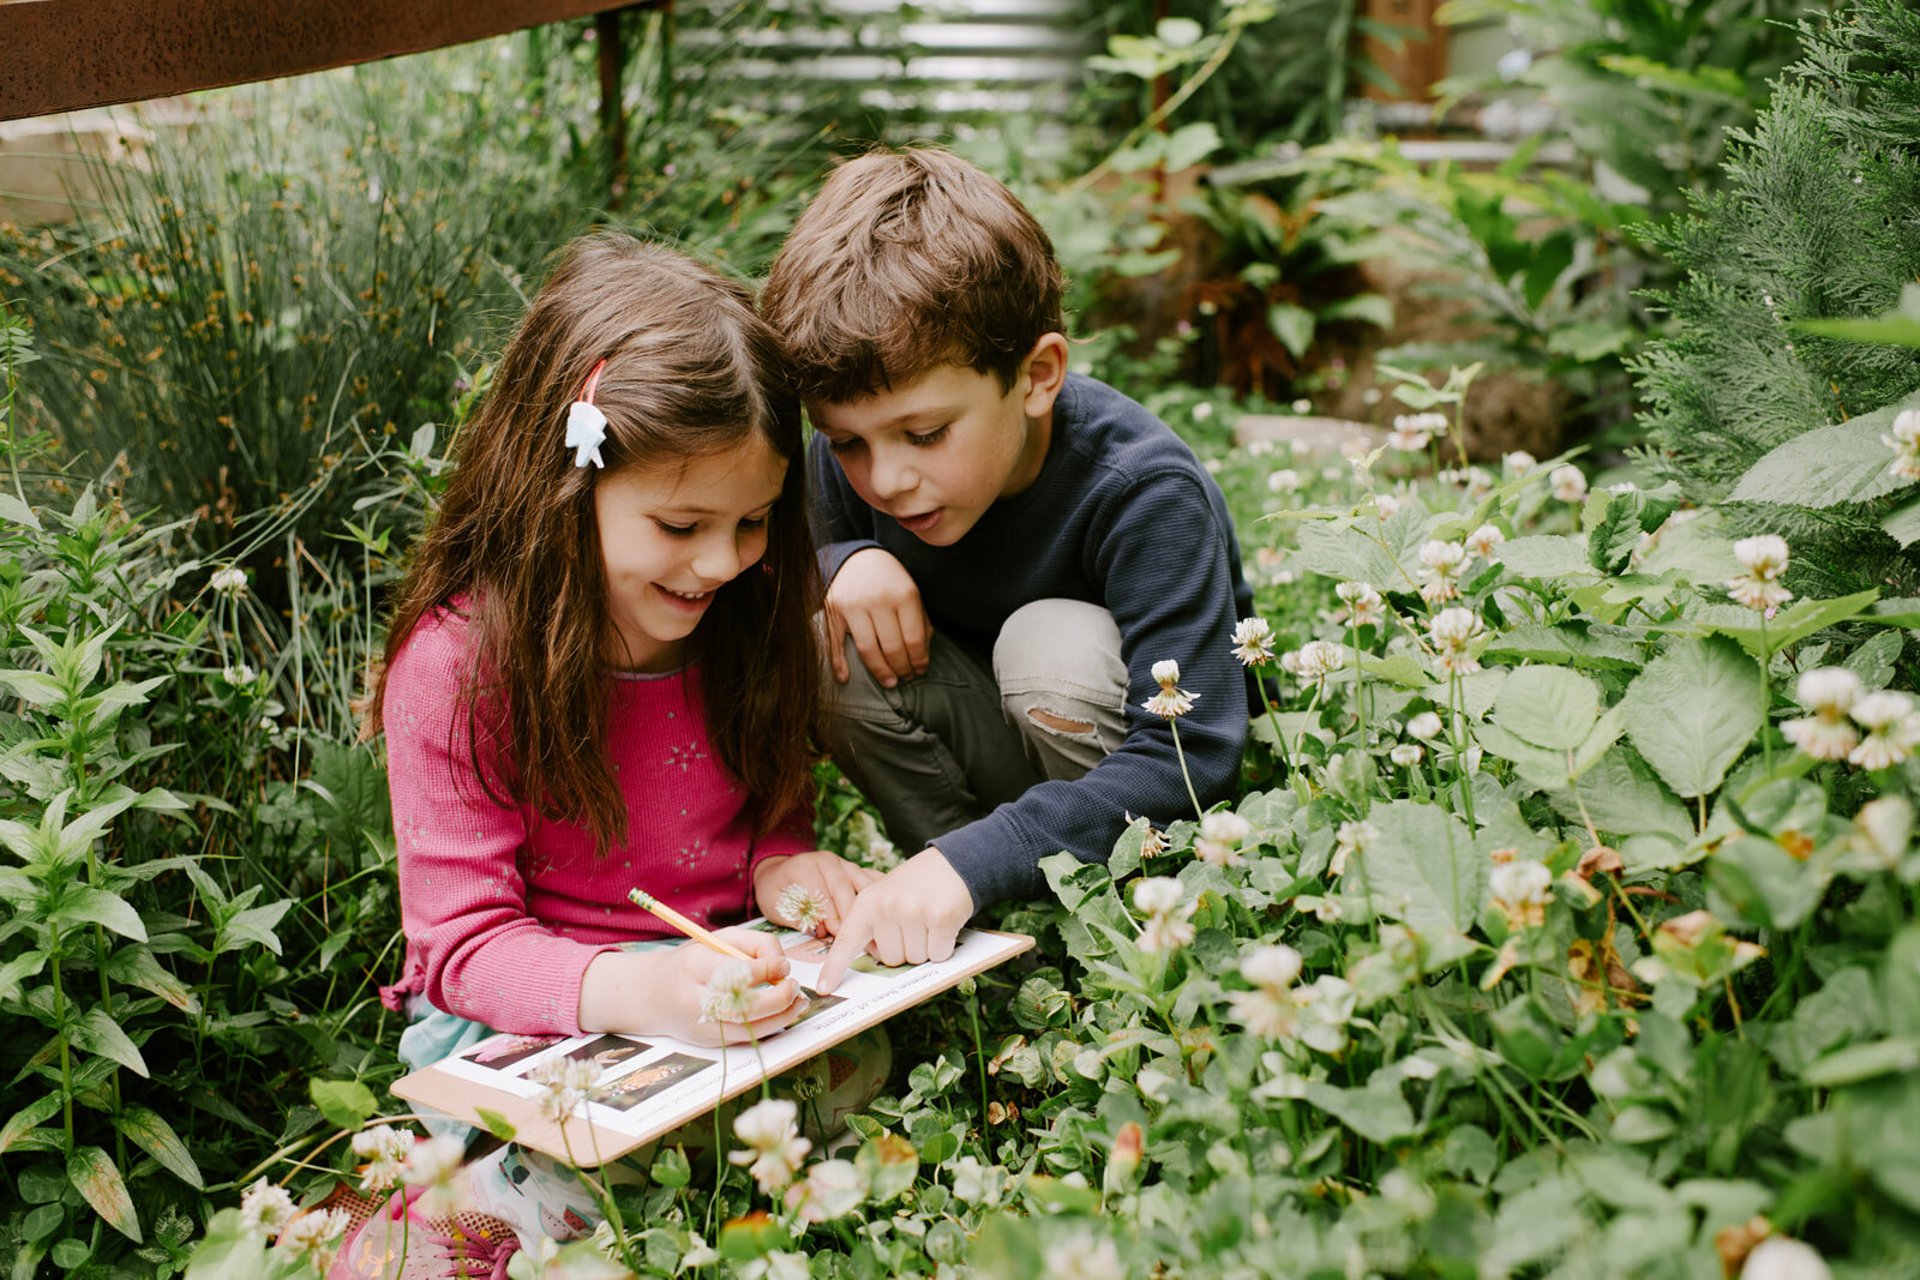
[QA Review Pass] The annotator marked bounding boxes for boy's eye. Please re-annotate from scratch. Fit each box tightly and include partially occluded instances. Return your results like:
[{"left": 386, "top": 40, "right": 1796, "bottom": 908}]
[
  {"left": 827, "top": 437, "right": 861, "bottom": 454},
  {"left": 906, "top": 425, "right": 950, "bottom": 447}
]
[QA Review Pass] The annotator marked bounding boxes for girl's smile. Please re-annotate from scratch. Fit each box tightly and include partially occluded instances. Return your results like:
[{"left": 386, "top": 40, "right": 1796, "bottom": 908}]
[{"left": 594, "top": 433, "right": 789, "bottom": 671}]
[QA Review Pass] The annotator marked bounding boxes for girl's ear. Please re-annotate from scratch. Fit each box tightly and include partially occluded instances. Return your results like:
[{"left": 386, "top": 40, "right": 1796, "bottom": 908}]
[{"left": 1019, "top": 332, "right": 1071, "bottom": 417}]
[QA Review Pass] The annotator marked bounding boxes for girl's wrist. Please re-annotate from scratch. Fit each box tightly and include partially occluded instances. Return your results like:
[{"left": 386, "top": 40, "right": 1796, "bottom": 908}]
[{"left": 578, "top": 949, "right": 670, "bottom": 1035}]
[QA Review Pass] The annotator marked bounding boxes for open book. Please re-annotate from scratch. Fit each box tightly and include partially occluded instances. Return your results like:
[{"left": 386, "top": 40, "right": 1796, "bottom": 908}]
[{"left": 391, "top": 922, "right": 1033, "bottom": 1163}]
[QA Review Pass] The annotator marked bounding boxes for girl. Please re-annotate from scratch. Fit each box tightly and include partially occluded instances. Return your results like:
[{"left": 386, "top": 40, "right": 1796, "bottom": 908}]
[{"left": 347, "top": 232, "right": 885, "bottom": 1270}]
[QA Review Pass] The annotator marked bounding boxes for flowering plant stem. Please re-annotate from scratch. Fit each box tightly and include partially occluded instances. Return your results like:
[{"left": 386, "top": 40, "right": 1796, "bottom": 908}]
[{"left": 1169, "top": 718, "right": 1204, "bottom": 819}]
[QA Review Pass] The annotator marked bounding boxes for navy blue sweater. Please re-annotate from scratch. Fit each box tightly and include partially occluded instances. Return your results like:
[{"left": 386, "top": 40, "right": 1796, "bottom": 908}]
[{"left": 810, "top": 373, "right": 1256, "bottom": 909}]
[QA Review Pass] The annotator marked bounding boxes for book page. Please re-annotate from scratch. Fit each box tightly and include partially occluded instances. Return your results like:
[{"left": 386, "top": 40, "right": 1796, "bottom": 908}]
[{"left": 392, "top": 924, "right": 1032, "bottom": 1162}]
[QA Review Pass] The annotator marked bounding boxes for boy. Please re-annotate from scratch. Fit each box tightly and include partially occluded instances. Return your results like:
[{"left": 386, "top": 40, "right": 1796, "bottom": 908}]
[{"left": 761, "top": 148, "right": 1258, "bottom": 991}]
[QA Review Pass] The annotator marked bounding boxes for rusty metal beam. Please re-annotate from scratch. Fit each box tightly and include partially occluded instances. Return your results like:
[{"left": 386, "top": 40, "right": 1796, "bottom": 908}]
[{"left": 0, "top": 0, "right": 663, "bottom": 123}]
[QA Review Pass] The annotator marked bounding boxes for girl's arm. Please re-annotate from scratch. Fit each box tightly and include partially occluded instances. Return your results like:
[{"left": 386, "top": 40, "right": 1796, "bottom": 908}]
[
  {"left": 577, "top": 930, "right": 803, "bottom": 1045},
  {"left": 384, "top": 616, "right": 627, "bottom": 1035}
]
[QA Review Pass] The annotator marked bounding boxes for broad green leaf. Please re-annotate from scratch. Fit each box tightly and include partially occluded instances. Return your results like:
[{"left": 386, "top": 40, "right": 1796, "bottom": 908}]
[
  {"left": 1485, "top": 622, "right": 1644, "bottom": 670},
  {"left": 1866, "top": 597, "right": 1920, "bottom": 629},
  {"left": 1163, "top": 121, "right": 1221, "bottom": 171},
  {"left": 0, "top": 1092, "right": 63, "bottom": 1154},
  {"left": 475, "top": 1108, "right": 518, "bottom": 1142},
  {"left": 1353, "top": 800, "right": 1487, "bottom": 935},
  {"left": 1730, "top": 391, "right": 1920, "bottom": 507},
  {"left": 1496, "top": 534, "right": 1598, "bottom": 581},
  {"left": 116, "top": 1106, "right": 203, "bottom": 1189},
  {"left": 1303, "top": 1081, "right": 1417, "bottom": 1144},
  {"left": 69, "top": 1145, "right": 141, "bottom": 1242},
  {"left": 1320, "top": 292, "right": 1394, "bottom": 328},
  {"left": 0, "top": 950, "right": 46, "bottom": 1002},
  {"left": 1888, "top": 930, "right": 1920, "bottom": 1040},
  {"left": 55, "top": 888, "right": 147, "bottom": 942},
  {"left": 1843, "top": 629, "right": 1904, "bottom": 691},
  {"left": 183, "top": 1209, "right": 269, "bottom": 1280},
  {"left": 69, "top": 1008, "right": 149, "bottom": 1077},
  {"left": 0, "top": 669, "right": 65, "bottom": 707},
  {"left": 1709, "top": 835, "right": 1826, "bottom": 929},
  {"left": 1620, "top": 637, "right": 1764, "bottom": 797},
  {"left": 1493, "top": 666, "right": 1601, "bottom": 750},
  {"left": 310, "top": 1078, "right": 378, "bottom": 1130},
  {"left": 0, "top": 492, "right": 42, "bottom": 529},
  {"left": 103, "top": 947, "right": 197, "bottom": 1013},
  {"left": 1474, "top": 722, "right": 1574, "bottom": 790},
  {"left": 1693, "top": 590, "right": 1879, "bottom": 656},
  {"left": 1268, "top": 303, "right": 1316, "bottom": 360},
  {"left": 218, "top": 898, "right": 291, "bottom": 956},
  {"left": 1802, "top": 1038, "right": 1920, "bottom": 1087},
  {"left": 1796, "top": 283, "right": 1920, "bottom": 348}
]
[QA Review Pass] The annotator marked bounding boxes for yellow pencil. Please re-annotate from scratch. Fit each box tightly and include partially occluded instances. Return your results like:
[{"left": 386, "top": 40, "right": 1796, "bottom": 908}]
[{"left": 627, "top": 887, "right": 756, "bottom": 963}]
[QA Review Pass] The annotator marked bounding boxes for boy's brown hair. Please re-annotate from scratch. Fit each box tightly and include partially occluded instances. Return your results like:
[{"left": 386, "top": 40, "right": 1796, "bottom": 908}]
[
  {"left": 367, "top": 231, "right": 822, "bottom": 850},
  {"left": 761, "top": 147, "right": 1065, "bottom": 403}
]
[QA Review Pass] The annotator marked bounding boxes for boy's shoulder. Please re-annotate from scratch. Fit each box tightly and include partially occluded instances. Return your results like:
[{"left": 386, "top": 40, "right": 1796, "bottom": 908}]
[{"left": 1053, "top": 373, "right": 1213, "bottom": 494}]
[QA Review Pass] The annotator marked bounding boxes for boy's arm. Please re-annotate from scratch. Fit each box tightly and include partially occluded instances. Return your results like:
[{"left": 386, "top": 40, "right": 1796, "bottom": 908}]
[{"left": 817, "top": 471, "right": 1250, "bottom": 989}]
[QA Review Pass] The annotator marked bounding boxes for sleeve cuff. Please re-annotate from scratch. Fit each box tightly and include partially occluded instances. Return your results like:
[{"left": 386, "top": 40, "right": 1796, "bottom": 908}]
[
  {"left": 820, "top": 539, "right": 884, "bottom": 585},
  {"left": 930, "top": 808, "right": 1048, "bottom": 914}
]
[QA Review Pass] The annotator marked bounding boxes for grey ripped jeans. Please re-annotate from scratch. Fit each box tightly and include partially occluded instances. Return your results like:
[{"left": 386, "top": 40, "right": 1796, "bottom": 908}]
[{"left": 822, "top": 599, "right": 1129, "bottom": 859}]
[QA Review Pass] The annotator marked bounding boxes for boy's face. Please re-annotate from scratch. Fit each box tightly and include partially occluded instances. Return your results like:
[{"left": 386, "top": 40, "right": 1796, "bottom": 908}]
[{"left": 808, "top": 336, "right": 1068, "bottom": 547}]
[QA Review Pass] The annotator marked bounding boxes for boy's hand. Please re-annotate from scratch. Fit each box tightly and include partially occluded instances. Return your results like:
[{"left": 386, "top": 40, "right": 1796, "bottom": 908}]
[
  {"left": 753, "top": 851, "right": 882, "bottom": 935},
  {"left": 826, "top": 548, "right": 931, "bottom": 688},
  {"left": 580, "top": 928, "right": 803, "bottom": 1046},
  {"left": 815, "top": 849, "right": 973, "bottom": 993}
]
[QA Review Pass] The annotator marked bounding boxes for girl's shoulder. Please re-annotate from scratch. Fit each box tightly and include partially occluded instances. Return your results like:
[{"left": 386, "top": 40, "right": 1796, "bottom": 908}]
[{"left": 384, "top": 598, "right": 480, "bottom": 696}]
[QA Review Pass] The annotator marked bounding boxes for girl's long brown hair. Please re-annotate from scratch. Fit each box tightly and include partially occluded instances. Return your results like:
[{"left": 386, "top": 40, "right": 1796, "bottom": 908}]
[{"left": 367, "top": 231, "right": 823, "bottom": 851}]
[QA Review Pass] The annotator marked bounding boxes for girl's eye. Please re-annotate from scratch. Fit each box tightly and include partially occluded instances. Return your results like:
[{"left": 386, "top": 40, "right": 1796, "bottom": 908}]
[
  {"left": 906, "top": 426, "right": 949, "bottom": 447},
  {"left": 655, "top": 520, "right": 696, "bottom": 537},
  {"left": 740, "top": 515, "right": 770, "bottom": 531}
]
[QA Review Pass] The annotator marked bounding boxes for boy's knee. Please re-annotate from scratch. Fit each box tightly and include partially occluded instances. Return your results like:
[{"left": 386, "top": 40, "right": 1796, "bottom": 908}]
[{"left": 993, "top": 600, "right": 1126, "bottom": 700}]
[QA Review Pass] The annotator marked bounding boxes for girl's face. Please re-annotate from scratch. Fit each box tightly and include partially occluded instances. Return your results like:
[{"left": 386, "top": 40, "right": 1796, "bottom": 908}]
[{"left": 594, "top": 432, "right": 788, "bottom": 672}]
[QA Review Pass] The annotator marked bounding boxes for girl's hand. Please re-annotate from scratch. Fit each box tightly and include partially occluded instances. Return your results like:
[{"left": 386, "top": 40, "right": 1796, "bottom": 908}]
[
  {"left": 579, "top": 928, "right": 803, "bottom": 1045},
  {"left": 754, "top": 851, "right": 882, "bottom": 935}
]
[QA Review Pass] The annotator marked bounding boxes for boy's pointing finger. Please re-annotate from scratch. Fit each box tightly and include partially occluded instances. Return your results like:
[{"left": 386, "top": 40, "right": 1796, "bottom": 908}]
[{"left": 815, "top": 905, "right": 874, "bottom": 994}]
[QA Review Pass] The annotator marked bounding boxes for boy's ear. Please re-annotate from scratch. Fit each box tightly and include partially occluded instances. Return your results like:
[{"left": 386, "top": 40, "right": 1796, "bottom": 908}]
[{"left": 1019, "top": 333, "right": 1071, "bottom": 417}]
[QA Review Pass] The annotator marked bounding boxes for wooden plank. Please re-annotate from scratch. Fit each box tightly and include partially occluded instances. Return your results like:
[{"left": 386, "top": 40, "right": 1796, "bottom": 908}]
[{"left": 0, "top": 0, "right": 660, "bottom": 122}]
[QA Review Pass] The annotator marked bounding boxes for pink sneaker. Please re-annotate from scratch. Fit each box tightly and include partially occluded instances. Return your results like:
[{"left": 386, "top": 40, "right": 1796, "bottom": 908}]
[{"left": 325, "top": 1185, "right": 520, "bottom": 1280}]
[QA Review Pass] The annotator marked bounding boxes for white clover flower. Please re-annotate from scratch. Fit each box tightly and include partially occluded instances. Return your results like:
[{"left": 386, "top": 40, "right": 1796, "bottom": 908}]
[
  {"left": 238, "top": 1179, "right": 296, "bottom": 1237},
  {"left": 1193, "top": 401, "right": 1215, "bottom": 422},
  {"left": 1407, "top": 711, "right": 1443, "bottom": 741},
  {"left": 1132, "top": 877, "right": 1184, "bottom": 916},
  {"left": 1044, "top": 1234, "right": 1124, "bottom": 1280},
  {"left": 530, "top": 1055, "right": 602, "bottom": 1123},
  {"left": 1427, "top": 607, "right": 1483, "bottom": 676},
  {"left": 209, "top": 566, "right": 249, "bottom": 598},
  {"left": 730, "top": 1098, "right": 812, "bottom": 1195},
  {"left": 1853, "top": 795, "right": 1912, "bottom": 868},
  {"left": 351, "top": 1125, "right": 414, "bottom": 1194},
  {"left": 789, "top": 1158, "right": 864, "bottom": 1223},
  {"left": 1741, "top": 1235, "right": 1833, "bottom": 1280},
  {"left": 1248, "top": 438, "right": 1273, "bottom": 457},
  {"left": 276, "top": 1208, "right": 349, "bottom": 1268},
  {"left": 1231, "top": 617, "right": 1276, "bottom": 667},
  {"left": 1489, "top": 859, "right": 1553, "bottom": 930},
  {"left": 1151, "top": 659, "right": 1181, "bottom": 686},
  {"left": 1883, "top": 408, "right": 1920, "bottom": 482},
  {"left": 1267, "top": 468, "right": 1301, "bottom": 494},
  {"left": 1294, "top": 974, "right": 1358, "bottom": 1054},
  {"left": 1294, "top": 639, "right": 1346, "bottom": 681},
  {"left": 1373, "top": 493, "right": 1404, "bottom": 519},
  {"left": 1240, "top": 943, "right": 1303, "bottom": 991},
  {"left": 1132, "top": 877, "right": 1197, "bottom": 954},
  {"left": 1292, "top": 398, "right": 1313, "bottom": 414},
  {"left": 1388, "top": 417, "right": 1430, "bottom": 453},
  {"left": 401, "top": 1134, "right": 469, "bottom": 1216},
  {"left": 1848, "top": 690, "right": 1920, "bottom": 770},
  {"left": 1550, "top": 464, "right": 1588, "bottom": 503},
  {"left": 1390, "top": 743, "right": 1424, "bottom": 767},
  {"left": 222, "top": 662, "right": 256, "bottom": 687},
  {"left": 1195, "top": 810, "right": 1253, "bottom": 869},
  {"left": 951, "top": 1155, "right": 1008, "bottom": 1205},
  {"left": 739, "top": 1250, "right": 812, "bottom": 1280},
  {"left": 1331, "top": 819, "right": 1376, "bottom": 877},
  {"left": 1464, "top": 523, "right": 1505, "bottom": 560},
  {"left": 699, "top": 960, "right": 756, "bottom": 1025},
  {"left": 1503, "top": 450, "right": 1537, "bottom": 476},
  {"left": 1417, "top": 540, "right": 1469, "bottom": 603},
  {"left": 1142, "top": 683, "right": 1198, "bottom": 718},
  {"left": 1227, "top": 985, "right": 1296, "bottom": 1038},
  {"left": 1726, "top": 534, "right": 1794, "bottom": 611},
  {"left": 776, "top": 883, "right": 828, "bottom": 933},
  {"left": 1334, "top": 580, "right": 1385, "bottom": 628},
  {"left": 1782, "top": 667, "right": 1865, "bottom": 762}
]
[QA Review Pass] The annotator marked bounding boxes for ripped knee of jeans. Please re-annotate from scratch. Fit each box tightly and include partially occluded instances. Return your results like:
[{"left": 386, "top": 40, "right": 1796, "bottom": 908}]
[{"left": 1026, "top": 706, "right": 1098, "bottom": 739}]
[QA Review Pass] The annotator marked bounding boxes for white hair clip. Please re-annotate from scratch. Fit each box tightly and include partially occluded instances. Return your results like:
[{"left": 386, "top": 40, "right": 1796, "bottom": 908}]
[{"left": 565, "top": 358, "right": 610, "bottom": 469}]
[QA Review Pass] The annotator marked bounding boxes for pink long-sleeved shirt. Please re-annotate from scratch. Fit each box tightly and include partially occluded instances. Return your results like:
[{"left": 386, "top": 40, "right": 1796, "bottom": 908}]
[{"left": 377, "top": 606, "right": 812, "bottom": 1034}]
